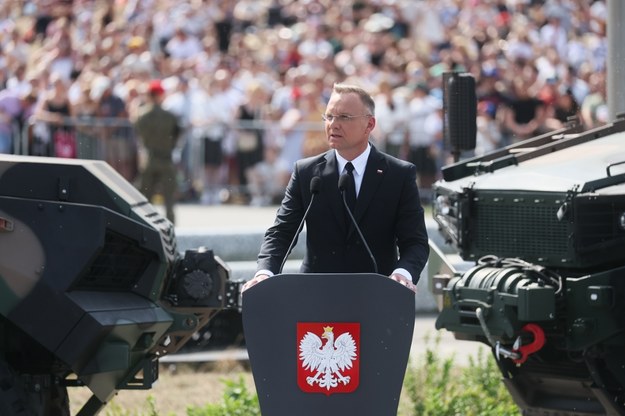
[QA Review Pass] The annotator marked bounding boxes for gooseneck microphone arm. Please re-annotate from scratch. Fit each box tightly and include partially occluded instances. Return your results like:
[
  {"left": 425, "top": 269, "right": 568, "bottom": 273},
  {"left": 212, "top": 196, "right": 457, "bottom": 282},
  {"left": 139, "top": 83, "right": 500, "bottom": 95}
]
[
  {"left": 338, "top": 174, "right": 379, "bottom": 274},
  {"left": 278, "top": 176, "right": 321, "bottom": 275}
]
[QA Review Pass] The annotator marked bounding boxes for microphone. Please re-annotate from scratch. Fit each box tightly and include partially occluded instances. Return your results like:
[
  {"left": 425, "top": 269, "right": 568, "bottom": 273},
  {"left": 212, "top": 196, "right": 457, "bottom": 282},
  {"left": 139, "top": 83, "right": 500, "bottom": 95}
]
[
  {"left": 338, "top": 174, "right": 379, "bottom": 274},
  {"left": 278, "top": 176, "right": 321, "bottom": 274}
]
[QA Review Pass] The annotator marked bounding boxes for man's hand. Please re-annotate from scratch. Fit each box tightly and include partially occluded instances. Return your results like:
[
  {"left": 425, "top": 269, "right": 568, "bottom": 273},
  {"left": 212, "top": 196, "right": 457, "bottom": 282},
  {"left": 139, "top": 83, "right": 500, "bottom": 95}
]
[
  {"left": 242, "top": 273, "right": 271, "bottom": 292},
  {"left": 389, "top": 273, "right": 417, "bottom": 292}
]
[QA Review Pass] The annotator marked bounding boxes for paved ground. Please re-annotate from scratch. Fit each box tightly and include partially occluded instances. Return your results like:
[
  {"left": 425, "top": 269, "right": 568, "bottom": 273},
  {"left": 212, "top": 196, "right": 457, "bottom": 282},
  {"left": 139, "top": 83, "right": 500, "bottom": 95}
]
[
  {"left": 173, "top": 203, "right": 279, "bottom": 231},
  {"left": 165, "top": 202, "right": 487, "bottom": 366}
]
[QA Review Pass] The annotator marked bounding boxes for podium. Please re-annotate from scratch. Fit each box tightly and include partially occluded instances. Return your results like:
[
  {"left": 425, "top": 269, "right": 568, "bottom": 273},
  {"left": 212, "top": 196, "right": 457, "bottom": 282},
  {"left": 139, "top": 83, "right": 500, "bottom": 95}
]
[{"left": 242, "top": 273, "right": 415, "bottom": 416}]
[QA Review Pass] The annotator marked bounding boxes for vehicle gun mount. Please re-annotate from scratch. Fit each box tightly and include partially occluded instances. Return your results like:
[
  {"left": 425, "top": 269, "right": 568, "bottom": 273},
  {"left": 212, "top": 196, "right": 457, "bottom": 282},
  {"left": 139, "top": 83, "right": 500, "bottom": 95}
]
[{"left": 0, "top": 155, "right": 242, "bottom": 415}]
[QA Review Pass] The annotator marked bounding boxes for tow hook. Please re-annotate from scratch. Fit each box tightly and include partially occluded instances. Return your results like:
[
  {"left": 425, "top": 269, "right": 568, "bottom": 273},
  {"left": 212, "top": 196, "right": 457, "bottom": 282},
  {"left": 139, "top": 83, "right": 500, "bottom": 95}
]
[{"left": 511, "top": 323, "right": 546, "bottom": 364}]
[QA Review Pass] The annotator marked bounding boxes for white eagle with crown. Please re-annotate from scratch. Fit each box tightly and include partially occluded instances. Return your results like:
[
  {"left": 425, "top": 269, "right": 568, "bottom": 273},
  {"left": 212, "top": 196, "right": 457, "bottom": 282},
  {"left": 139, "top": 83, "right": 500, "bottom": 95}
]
[{"left": 298, "top": 325, "right": 357, "bottom": 390}]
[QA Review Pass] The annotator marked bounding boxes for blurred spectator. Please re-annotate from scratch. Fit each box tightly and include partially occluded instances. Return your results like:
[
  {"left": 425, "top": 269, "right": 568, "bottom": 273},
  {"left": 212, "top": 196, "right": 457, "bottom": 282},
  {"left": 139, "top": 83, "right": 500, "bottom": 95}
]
[
  {"left": 162, "top": 76, "right": 194, "bottom": 199},
  {"left": 298, "top": 23, "right": 335, "bottom": 62},
  {"left": 501, "top": 78, "right": 547, "bottom": 143},
  {"left": 121, "top": 36, "right": 156, "bottom": 76},
  {"left": 124, "top": 79, "right": 147, "bottom": 123},
  {"left": 544, "top": 85, "right": 581, "bottom": 130},
  {"left": 135, "top": 80, "right": 181, "bottom": 224},
  {"left": 31, "top": 16, "right": 74, "bottom": 82},
  {"left": 246, "top": 145, "right": 284, "bottom": 206},
  {"left": 5, "top": 63, "right": 30, "bottom": 96},
  {"left": 72, "top": 74, "right": 100, "bottom": 159},
  {"left": 273, "top": 76, "right": 332, "bottom": 188},
  {"left": 372, "top": 79, "right": 409, "bottom": 159},
  {"left": 540, "top": 12, "right": 568, "bottom": 58},
  {"left": 562, "top": 64, "right": 590, "bottom": 109},
  {"left": 31, "top": 72, "right": 75, "bottom": 157},
  {"left": 581, "top": 72, "right": 608, "bottom": 129},
  {"left": 202, "top": 68, "right": 242, "bottom": 203},
  {"left": 270, "top": 67, "right": 303, "bottom": 120},
  {"left": 476, "top": 67, "right": 506, "bottom": 122},
  {"left": 406, "top": 83, "right": 440, "bottom": 202},
  {"left": 28, "top": 1, "right": 73, "bottom": 43},
  {"left": 233, "top": 81, "right": 267, "bottom": 202},
  {"left": 90, "top": 75, "right": 134, "bottom": 181},
  {"left": 0, "top": 88, "right": 30, "bottom": 154},
  {"left": 0, "top": 0, "right": 610, "bottom": 206},
  {"left": 165, "top": 26, "right": 203, "bottom": 61},
  {"left": 502, "top": 26, "right": 534, "bottom": 64},
  {"left": 423, "top": 100, "right": 444, "bottom": 195},
  {"left": 193, "top": 75, "right": 236, "bottom": 205},
  {"left": 299, "top": 82, "right": 328, "bottom": 158},
  {"left": 475, "top": 101, "right": 502, "bottom": 156},
  {"left": 213, "top": 1, "right": 235, "bottom": 53}
]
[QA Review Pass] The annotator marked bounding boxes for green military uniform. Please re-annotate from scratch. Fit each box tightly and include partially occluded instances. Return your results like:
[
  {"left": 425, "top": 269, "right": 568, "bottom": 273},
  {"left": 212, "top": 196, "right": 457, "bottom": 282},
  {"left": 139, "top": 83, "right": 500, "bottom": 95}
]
[{"left": 135, "top": 102, "right": 181, "bottom": 223}]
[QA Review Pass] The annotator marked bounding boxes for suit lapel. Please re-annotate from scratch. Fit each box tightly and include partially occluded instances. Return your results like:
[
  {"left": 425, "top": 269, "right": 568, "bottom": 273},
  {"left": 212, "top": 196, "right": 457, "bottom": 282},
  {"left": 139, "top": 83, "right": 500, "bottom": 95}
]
[
  {"left": 318, "top": 151, "right": 347, "bottom": 230},
  {"left": 348, "top": 146, "right": 387, "bottom": 239},
  {"left": 316, "top": 147, "right": 387, "bottom": 239}
]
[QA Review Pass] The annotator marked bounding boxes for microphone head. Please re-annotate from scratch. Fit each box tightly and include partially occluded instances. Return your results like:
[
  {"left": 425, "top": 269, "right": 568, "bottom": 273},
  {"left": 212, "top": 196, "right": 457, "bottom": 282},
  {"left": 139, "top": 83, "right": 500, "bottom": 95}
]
[
  {"left": 310, "top": 176, "right": 321, "bottom": 194},
  {"left": 338, "top": 173, "right": 350, "bottom": 192}
]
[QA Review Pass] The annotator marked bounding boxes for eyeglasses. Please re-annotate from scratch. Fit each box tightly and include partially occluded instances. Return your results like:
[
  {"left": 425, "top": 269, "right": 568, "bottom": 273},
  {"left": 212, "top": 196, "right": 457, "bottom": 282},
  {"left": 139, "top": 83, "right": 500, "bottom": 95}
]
[{"left": 322, "top": 113, "right": 372, "bottom": 123}]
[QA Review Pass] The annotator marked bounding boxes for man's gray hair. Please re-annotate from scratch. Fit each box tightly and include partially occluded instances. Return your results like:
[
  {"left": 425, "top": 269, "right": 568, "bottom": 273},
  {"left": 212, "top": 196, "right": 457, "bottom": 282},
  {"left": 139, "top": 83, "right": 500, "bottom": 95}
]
[{"left": 332, "top": 83, "right": 375, "bottom": 116}]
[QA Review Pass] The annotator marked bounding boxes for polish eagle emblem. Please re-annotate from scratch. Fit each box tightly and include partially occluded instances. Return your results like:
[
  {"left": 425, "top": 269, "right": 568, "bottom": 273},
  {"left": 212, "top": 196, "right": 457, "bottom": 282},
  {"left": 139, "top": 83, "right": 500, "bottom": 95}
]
[{"left": 298, "top": 325, "right": 358, "bottom": 391}]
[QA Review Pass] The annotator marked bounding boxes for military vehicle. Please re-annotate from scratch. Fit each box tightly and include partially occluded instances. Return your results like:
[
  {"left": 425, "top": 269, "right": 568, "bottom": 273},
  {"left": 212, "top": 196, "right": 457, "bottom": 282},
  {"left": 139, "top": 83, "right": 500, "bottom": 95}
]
[
  {"left": 430, "top": 79, "right": 625, "bottom": 415},
  {"left": 0, "top": 154, "right": 242, "bottom": 415}
]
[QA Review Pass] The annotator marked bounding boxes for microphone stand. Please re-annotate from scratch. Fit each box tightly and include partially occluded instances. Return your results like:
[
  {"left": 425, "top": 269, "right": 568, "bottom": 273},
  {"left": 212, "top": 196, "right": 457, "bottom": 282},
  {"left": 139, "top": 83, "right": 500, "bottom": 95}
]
[
  {"left": 339, "top": 174, "right": 379, "bottom": 274},
  {"left": 278, "top": 177, "right": 321, "bottom": 274}
]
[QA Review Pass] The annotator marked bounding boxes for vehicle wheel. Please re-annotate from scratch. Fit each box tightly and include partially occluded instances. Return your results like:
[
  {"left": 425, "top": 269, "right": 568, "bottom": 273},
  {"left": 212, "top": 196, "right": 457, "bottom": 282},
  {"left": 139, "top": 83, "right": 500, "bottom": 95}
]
[
  {"left": 0, "top": 360, "right": 30, "bottom": 415},
  {"left": 0, "top": 360, "right": 69, "bottom": 416},
  {"left": 43, "top": 382, "right": 70, "bottom": 416}
]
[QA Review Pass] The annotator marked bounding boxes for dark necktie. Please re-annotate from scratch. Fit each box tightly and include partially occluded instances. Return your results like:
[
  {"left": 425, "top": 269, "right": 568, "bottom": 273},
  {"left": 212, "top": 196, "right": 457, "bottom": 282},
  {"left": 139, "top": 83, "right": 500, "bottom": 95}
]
[{"left": 345, "top": 162, "right": 357, "bottom": 213}]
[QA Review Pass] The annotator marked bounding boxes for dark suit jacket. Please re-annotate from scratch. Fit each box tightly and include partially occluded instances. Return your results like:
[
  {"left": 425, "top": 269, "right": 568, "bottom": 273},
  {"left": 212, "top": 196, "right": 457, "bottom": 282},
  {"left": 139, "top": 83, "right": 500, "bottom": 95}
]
[{"left": 257, "top": 145, "right": 429, "bottom": 283}]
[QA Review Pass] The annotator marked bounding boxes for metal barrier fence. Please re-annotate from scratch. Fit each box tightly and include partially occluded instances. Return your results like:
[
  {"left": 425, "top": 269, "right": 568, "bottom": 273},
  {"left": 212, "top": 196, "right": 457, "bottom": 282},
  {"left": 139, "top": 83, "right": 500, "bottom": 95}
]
[
  {"left": 21, "top": 116, "right": 139, "bottom": 182},
  {"left": 16, "top": 117, "right": 325, "bottom": 203}
]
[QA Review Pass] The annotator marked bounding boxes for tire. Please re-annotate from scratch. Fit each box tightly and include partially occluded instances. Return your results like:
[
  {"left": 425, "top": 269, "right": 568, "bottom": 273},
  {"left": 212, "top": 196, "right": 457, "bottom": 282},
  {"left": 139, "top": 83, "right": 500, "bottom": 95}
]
[
  {"left": 0, "top": 360, "right": 30, "bottom": 415},
  {"left": 0, "top": 360, "right": 69, "bottom": 416}
]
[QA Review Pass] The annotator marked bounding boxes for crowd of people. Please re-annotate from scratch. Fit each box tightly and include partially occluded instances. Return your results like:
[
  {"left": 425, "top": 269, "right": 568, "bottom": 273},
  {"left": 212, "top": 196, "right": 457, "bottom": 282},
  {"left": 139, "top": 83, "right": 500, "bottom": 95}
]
[{"left": 0, "top": 0, "right": 609, "bottom": 207}]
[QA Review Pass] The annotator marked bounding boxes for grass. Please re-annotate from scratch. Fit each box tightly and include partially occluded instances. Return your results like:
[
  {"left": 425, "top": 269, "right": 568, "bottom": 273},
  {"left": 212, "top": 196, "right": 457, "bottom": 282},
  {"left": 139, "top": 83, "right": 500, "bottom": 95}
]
[
  {"left": 69, "top": 361, "right": 255, "bottom": 416},
  {"left": 402, "top": 339, "right": 521, "bottom": 415},
  {"left": 69, "top": 336, "right": 520, "bottom": 416}
]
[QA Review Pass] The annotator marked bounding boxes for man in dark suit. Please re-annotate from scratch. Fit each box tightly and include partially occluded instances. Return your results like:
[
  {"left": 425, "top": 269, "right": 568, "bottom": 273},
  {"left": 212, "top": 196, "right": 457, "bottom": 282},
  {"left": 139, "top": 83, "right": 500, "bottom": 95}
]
[{"left": 242, "top": 83, "right": 429, "bottom": 292}]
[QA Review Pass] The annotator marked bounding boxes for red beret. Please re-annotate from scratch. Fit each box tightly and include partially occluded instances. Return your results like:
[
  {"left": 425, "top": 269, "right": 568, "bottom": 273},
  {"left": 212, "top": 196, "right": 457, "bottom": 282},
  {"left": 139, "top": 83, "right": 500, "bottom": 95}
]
[{"left": 148, "top": 79, "right": 164, "bottom": 95}]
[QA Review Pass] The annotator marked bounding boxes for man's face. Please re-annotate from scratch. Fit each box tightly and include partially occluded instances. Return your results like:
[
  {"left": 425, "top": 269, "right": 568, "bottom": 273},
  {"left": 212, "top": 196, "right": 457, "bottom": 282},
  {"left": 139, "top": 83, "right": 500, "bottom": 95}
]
[{"left": 324, "top": 92, "right": 375, "bottom": 159}]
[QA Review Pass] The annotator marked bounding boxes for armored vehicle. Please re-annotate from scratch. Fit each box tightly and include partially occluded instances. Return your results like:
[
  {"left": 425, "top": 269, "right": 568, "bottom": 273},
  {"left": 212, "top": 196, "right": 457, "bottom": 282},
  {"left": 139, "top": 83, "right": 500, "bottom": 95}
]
[
  {"left": 430, "top": 113, "right": 625, "bottom": 414},
  {"left": 0, "top": 155, "right": 241, "bottom": 415}
]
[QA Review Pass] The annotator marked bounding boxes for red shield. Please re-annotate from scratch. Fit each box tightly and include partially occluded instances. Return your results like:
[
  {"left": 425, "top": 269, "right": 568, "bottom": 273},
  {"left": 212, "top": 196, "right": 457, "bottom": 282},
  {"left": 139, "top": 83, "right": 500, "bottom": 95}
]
[{"left": 297, "top": 322, "right": 360, "bottom": 395}]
